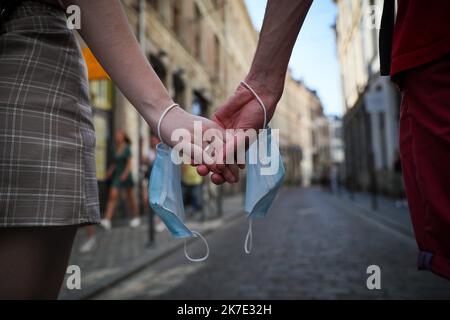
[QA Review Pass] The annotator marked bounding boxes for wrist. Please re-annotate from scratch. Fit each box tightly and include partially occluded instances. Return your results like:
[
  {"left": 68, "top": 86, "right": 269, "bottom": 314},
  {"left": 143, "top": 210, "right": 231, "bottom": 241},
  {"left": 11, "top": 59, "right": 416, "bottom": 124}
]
[
  {"left": 140, "top": 96, "right": 177, "bottom": 132},
  {"left": 155, "top": 104, "right": 188, "bottom": 145},
  {"left": 244, "top": 73, "right": 284, "bottom": 119},
  {"left": 247, "top": 65, "right": 285, "bottom": 96}
]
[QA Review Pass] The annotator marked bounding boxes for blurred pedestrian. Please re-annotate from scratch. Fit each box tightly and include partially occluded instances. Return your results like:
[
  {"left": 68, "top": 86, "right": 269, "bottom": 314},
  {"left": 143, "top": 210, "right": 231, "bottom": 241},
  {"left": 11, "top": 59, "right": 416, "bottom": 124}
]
[
  {"left": 78, "top": 225, "right": 96, "bottom": 253},
  {"left": 142, "top": 134, "right": 164, "bottom": 232},
  {"left": 101, "top": 129, "right": 140, "bottom": 230},
  {"left": 379, "top": 0, "right": 450, "bottom": 279},
  {"left": 182, "top": 164, "right": 204, "bottom": 218}
]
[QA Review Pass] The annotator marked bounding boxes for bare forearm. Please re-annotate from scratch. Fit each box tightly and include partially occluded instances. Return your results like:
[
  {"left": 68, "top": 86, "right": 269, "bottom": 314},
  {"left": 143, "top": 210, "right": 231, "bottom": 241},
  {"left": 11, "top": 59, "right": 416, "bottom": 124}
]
[
  {"left": 68, "top": 0, "right": 172, "bottom": 130},
  {"left": 247, "top": 0, "right": 313, "bottom": 97}
]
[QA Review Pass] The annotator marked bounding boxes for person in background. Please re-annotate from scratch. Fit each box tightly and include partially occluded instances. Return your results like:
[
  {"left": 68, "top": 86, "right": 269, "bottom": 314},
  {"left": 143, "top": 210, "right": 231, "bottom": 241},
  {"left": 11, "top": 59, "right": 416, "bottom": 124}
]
[
  {"left": 182, "top": 164, "right": 204, "bottom": 218},
  {"left": 101, "top": 129, "right": 140, "bottom": 230},
  {"left": 380, "top": 0, "right": 450, "bottom": 279},
  {"left": 78, "top": 225, "right": 96, "bottom": 253},
  {"left": 79, "top": 133, "right": 163, "bottom": 253},
  {"left": 142, "top": 134, "right": 164, "bottom": 232}
]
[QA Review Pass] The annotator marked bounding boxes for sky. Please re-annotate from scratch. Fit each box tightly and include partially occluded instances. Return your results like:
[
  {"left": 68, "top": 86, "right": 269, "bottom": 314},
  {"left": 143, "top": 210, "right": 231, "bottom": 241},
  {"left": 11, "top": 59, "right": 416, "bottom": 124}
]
[{"left": 243, "top": 0, "right": 343, "bottom": 116}]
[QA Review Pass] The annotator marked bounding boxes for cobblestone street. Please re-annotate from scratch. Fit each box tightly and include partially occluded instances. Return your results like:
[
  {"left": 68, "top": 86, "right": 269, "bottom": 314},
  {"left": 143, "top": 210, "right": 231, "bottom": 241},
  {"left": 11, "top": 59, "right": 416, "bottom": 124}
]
[
  {"left": 60, "top": 195, "right": 243, "bottom": 299},
  {"left": 92, "top": 187, "right": 450, "bottom": 299}
]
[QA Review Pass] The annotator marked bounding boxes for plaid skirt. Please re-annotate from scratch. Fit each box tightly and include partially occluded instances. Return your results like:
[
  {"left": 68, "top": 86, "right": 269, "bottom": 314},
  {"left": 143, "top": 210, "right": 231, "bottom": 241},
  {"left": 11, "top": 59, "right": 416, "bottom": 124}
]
[{"left": 0, "top": 1, "right": 100, "bottom": 227}]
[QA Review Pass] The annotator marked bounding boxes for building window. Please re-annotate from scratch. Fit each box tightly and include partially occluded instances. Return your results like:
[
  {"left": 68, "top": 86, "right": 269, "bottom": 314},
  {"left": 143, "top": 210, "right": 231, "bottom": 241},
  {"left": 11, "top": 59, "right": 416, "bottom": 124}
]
[
  {"left": 192, "top": 91, "right": 209, "bottom": 117},
  {"left": 173, "top": 72, "right": 186, "bottom": 108},
  {"left": 129, "top": 0, "right": 139, "bottom": 12},
  {"left": 90, "top": 80, "right": 113, "bottom": 111},
  {"left": 172, "top": 1, "right": 181, "bottom": 36},
  {"left": 212, "top": 0, "right": 220, "bottom": 8},
  {"left": 89, "top": 80, "right": 113, "bottom": 186},
  {"left": 192, "top": 98, "right": 202, "bottom": 116},
  {"left": 148, "top": 0, "right": 159, "bottom": 11},
  {"left": 335, "top": 126, "right": 342, "bottom": 139},
  {"left": 194, "top": 4, "right": 202, "bottom": 61},
  {"left": 378, "top": 111, "right": 387, "bottom": 169},
  {"left": 149, "top": 54, "right": 167, "bottom": 85},
  {"left": 214, "top": 35, "right": 220, "bottom": 77}
]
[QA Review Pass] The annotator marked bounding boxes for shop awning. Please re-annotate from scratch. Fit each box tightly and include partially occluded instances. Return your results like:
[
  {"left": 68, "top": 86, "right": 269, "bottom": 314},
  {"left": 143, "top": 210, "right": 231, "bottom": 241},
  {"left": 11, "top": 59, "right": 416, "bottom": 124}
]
[{"left": 82, "top": 48, "right": 110, "bottom": 80}]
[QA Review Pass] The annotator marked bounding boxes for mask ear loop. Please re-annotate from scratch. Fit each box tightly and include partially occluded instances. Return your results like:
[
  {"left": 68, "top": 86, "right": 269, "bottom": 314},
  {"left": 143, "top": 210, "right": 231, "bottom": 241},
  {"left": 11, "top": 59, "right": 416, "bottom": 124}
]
[
  {"left": 184, "top": 231, "right": 210, "bottom": 262},
  {"left": 239, "top": 81, "right": 268, "bottom": 255},
  {"left": 157, "top": 103, "right": 180, "bottom": 143},
  {"left": 240, "top": 81, "right": 267, "bottom": 129},
  {"left": 244, "top": 218, "right": 253, "bottom": 254}
]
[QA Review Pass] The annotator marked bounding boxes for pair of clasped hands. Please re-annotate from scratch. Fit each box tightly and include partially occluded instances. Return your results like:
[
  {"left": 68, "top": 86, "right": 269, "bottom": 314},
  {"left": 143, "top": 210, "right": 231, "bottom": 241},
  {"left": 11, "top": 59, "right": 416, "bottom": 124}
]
[{"left": 158, "top": 79, "right": 281, "bottom": 185}]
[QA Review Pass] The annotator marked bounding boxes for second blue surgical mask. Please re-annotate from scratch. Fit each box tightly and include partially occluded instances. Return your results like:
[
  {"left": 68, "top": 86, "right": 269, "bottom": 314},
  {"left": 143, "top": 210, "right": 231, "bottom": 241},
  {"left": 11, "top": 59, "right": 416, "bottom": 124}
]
[
  {"left": 241, "top": 81, "right": 285, "bottom": 254},
  {"left": 243, "top": 127, "right": 285, "bottom": 253}
]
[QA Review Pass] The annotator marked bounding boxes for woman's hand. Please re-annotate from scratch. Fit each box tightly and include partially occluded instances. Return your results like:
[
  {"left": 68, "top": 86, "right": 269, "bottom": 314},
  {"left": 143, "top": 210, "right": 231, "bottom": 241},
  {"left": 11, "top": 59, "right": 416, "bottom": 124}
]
[{"left": 158, "top": 106, "right": 240, "bottom": 184}]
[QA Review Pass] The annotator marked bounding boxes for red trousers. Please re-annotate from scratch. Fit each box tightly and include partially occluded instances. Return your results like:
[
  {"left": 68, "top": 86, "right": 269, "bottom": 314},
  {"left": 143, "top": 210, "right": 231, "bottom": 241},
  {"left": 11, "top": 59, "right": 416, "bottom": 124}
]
[{"left": 399, "top": 54, "right": 450, "bottom": 280}]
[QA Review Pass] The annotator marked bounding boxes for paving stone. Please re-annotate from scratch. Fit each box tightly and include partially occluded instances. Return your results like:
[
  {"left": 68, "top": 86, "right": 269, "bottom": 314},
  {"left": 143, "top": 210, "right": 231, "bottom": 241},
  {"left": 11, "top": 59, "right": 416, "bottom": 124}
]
[{"left": 93, "top": 187, "right": 450, "bottom": 300}]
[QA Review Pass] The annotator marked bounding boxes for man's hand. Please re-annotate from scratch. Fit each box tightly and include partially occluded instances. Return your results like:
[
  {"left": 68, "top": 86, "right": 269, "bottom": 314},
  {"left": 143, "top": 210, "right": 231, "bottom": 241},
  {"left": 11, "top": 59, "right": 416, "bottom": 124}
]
[
  {"left": 195, "top": 0, "right": 312, "bottom": 184},
  {"left": 214, "top": 85, "right": 266, "bottom": 131},
  {"left": 197, "top": 81, "right": 281, "bottom": 184}
]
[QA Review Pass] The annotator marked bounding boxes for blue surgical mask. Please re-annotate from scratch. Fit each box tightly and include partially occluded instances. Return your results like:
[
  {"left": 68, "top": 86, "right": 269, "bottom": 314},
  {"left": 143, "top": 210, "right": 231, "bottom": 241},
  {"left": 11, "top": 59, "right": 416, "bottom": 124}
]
[
  {"left": 244, "top": 126, "right": 285, "bottom": 253},
  {"left": 149, "top": 143, "right": 209, "bottom": 262},
  {"left": 239, "top": 80, "right": 285, "bottom": 254}
]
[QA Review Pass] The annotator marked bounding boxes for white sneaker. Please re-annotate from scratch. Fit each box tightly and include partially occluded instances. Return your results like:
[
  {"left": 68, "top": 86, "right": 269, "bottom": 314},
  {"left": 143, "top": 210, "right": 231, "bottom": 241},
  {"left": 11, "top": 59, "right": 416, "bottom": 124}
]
[
  {"left": 155, "top": 222, "right": 165, "bottom": 232},
  {"left": 130, "top": 217, "right": 141, "bottom": 228},
  {"left": 100, "top": 219, "right": 112, "bottom": 230},
  {"left": 79, "top": 237, "right": 96, "bottom": 253}
]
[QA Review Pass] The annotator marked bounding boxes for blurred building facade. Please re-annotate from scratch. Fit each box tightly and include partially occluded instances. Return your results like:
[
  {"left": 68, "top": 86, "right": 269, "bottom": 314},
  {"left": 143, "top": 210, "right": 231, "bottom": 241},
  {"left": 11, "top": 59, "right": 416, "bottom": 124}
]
[
  {"left": 328, "top": 115, "right": 345, "bottom": 186},
  {"left": 274, "top": 77, "right": 328, "bottom": 186},
  {"left": 310, "top": 96, "right": 332, "bottom": 185},
  {"left": 78, "top": 0, "right": 327, "bottom": 209},
  {"left": 334, "top": 0, "right": 402, "bottom": 196}
]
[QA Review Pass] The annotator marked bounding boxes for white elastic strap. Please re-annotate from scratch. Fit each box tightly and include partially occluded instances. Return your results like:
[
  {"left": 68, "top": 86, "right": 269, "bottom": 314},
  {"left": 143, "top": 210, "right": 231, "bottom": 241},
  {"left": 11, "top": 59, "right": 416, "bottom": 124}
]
[
  {"left": 240, "top": 80, "right": 266, "bottom": 255},
  {"left": 240, "top": 81, "right": 268, "bottom": 128},
  {"left": 204, "top": 143, "right": 213, "bottom": 157},
  {"left": 157, "top": 103, "right": 179, "bottom": 142},
  {"left": 244, "top": 218, "right": 253, "bottom": 254},
  {"left": 184, "top": 231, "right": 210, "bottom": 262}
]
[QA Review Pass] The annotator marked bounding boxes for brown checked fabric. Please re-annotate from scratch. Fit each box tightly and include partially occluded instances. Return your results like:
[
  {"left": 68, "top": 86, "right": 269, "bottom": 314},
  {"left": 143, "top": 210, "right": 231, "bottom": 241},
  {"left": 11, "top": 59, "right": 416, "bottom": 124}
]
[{"left": 0, "top": 1, "right": 100, "bottom": 226}]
